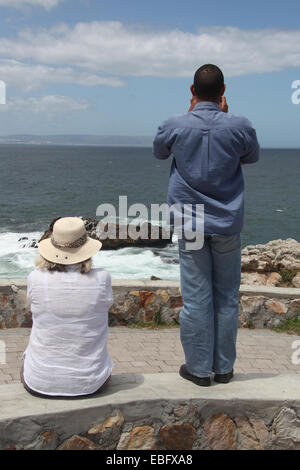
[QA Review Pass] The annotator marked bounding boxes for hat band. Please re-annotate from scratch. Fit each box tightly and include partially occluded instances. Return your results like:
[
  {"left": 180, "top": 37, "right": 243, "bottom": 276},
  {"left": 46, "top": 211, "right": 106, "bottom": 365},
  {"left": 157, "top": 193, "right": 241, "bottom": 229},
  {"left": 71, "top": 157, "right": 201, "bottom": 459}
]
[{"left": 51, "top": 233, "right": 87, "bottom": 249}]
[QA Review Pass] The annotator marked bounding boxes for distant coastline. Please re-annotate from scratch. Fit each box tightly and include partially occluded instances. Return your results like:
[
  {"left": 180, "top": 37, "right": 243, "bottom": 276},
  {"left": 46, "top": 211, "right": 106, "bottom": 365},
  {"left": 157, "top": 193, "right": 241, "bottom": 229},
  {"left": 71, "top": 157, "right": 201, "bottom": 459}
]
[
  {"left": 0, "top": 135, "right": 153, "bottom": 147},
  {"left": 0, "top": 136, "right": 299, "bottom": 149}
]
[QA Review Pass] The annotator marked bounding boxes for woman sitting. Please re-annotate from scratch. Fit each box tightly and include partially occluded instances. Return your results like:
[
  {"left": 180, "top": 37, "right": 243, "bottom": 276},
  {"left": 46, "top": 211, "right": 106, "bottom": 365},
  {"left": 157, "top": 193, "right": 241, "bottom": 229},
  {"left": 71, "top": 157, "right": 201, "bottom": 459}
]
[{"left": 21, "top": 217, "right": 114, "bottom": 398}]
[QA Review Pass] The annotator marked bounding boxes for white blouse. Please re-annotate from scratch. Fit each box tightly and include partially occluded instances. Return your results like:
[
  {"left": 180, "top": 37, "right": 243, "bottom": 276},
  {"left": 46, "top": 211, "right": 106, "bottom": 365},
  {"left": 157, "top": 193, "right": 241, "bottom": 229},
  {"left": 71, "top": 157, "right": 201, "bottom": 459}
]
[{"left": 23, "top": 266, "right": 114, "bottom": 396}]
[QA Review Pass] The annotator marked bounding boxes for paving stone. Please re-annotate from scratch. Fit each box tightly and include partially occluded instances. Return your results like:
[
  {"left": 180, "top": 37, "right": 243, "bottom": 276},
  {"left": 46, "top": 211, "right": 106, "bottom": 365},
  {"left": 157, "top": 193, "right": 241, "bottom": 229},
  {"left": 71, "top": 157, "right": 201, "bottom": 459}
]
[{"left": 0, "top": 327, "right": 300, "bottom": 386}]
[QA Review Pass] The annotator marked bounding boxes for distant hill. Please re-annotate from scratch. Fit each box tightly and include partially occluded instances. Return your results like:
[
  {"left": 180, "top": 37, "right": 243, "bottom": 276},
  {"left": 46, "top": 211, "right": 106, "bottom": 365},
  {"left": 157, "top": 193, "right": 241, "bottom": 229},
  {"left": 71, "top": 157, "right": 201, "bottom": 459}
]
[{"left": 0, "top": 134, "right": 153, "bottom": 147}]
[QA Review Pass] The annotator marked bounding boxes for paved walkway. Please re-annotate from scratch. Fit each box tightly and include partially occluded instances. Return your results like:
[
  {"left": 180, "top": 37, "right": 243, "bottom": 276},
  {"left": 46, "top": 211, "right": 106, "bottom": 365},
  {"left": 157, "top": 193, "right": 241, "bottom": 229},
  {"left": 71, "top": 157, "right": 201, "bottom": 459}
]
[{"left": 0, "top": 327, "right": 299, "bottom": 385}]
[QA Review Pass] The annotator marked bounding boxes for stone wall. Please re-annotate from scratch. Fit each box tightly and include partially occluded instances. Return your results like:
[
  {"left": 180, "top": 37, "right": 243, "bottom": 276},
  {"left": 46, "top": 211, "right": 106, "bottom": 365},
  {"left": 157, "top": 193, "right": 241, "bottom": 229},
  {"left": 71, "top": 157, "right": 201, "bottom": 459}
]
[
  {"left": 0, "top": 279, "right": 300, "bottom": 329},
  {"left": 1, "top": 374, "right": 300, "bottom": 450},
  {"left": 4, "top": 406, "right": 298, "bottom": 451}
]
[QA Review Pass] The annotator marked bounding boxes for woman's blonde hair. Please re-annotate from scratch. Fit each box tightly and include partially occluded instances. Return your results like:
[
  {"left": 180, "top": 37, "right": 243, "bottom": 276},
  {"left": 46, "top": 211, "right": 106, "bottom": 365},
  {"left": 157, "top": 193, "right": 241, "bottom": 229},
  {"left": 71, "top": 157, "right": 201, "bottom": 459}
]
[{"left": 35, "top": 255, "right": 92, "bottom": 274}]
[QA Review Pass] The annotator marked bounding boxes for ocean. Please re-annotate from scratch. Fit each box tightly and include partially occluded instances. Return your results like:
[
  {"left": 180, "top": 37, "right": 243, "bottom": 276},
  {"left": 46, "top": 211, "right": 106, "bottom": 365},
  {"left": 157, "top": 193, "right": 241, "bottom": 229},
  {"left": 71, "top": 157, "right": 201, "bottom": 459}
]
[{"left": 0, "top": 145, "right": 299, "bottom": 279}]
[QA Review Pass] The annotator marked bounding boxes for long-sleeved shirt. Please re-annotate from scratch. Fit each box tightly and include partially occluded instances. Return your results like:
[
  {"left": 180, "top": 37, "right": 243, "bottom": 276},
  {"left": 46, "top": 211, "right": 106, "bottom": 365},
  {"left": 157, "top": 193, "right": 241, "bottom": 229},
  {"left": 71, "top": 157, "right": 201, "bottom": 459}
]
[
  {"left": 153, "top": 101, "right": 260, "bottom": 235},
  {"left": 23, "top": 266, "right": 114, "bottom": 396}
]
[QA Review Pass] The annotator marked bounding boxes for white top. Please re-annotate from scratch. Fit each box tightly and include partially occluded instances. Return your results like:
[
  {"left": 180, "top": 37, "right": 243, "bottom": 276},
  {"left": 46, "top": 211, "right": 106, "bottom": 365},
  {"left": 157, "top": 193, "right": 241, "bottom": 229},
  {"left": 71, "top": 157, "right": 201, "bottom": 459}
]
[{"left": 23, "top": 266, "right": 114, "bottom": 396}]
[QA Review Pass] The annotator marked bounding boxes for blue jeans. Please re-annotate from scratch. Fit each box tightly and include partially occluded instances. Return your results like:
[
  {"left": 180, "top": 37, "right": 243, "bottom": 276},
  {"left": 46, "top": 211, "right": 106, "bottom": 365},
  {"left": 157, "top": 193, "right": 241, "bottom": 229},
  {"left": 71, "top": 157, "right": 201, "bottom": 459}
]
[{"left": 178, "top": 234, "right": 241, "bottom": 377}]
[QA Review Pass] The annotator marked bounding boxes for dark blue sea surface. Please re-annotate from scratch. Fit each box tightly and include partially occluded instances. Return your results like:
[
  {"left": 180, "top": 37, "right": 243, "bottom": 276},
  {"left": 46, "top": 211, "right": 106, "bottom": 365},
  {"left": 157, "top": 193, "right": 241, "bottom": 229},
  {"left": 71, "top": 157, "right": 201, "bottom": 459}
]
[{"left": 0, "top": 145, "right": 299, "bottom": 278}]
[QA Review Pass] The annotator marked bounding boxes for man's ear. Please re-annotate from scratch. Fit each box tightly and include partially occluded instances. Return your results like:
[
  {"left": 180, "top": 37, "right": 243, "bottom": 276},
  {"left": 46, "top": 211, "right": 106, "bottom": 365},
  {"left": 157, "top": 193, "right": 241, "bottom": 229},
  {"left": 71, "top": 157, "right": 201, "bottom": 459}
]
[
  {"left": 221, "top": 84, "right": 226, "bottom": 95},
  {"left": 190, "top": 84, "right": 196, "bottom": 96}
]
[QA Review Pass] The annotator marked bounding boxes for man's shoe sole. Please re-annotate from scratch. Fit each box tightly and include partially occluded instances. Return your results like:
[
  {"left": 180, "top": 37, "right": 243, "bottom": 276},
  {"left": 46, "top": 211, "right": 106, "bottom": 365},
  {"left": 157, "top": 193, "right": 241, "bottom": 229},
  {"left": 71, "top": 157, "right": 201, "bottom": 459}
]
[
  {"left": 179, "top": 365, "right": 211, "bottom": 387},
  {"left": 214, "top": 370, "right": 234, "bottom": 384}
]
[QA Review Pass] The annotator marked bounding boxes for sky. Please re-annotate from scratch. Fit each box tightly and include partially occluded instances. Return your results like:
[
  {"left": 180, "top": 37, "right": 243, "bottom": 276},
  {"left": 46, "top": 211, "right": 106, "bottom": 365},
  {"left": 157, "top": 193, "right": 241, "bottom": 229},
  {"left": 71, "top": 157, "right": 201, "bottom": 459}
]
[{"left": 0, "top": 0, "right": 300, "bottom": 147}]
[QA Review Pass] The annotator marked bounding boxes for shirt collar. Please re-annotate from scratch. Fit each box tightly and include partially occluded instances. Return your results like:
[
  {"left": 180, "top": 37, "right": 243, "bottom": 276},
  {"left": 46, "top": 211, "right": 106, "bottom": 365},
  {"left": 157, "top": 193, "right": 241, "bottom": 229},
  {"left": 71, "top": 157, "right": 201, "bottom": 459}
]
[{"left": 193, "top": 101, "right": 221, "bottom": 112}]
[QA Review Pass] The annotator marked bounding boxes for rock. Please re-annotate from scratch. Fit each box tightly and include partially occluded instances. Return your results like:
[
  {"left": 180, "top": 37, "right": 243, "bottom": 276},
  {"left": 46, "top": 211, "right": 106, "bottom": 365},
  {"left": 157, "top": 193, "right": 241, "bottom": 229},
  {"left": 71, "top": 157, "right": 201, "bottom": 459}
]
[
  {"left": 139, "top": 291, "right": 155, "bottom": 308},
  {"left": 204, "top": 414, "right": 237, "bottom": 450},
  {"left": 292, "top": 274, "right": 300, "bottom": 288},
  {"left": 249, "top": 418, "right": 269, "bottom": 448},
  {"left": 241, "top": 272, "right": 283, "bottom": 286},
  {"left": 18, "top": 237, "right": 38, "bottom": 248},
  {"left": 240, "top": 296, "right": 266, "bottom": 315},
  {"left": 235, "top": 415, "right": 268, "bottom": 450},
  {"left": 242, "top": 239, "right": 300, "bottom": 273},
  {"left": 88, "top": 411, "right": 124, "bottom": 434},
  {"left": 117, "top": 426, "right": 157, "bottom": 450},
  {"left": 173, "top": 404, "right": 199, "bottom": 427},
  {"left": 170, "top": 296, "right": 183, "bottom": 309},
  {"left": 290, "top": 299, "right": 300, "bottom": 312},
  {"left": 271, "top": 407, "right": 300, "bottom": 449},
  {"left": 34, "top": 217, "right": 173, "bottom": 251},
  {"left": 157, "top": 290, "right": 169, "bottom": 303},
  {"left": 88, "top": 411, "right": 124, "bottom": 450},
  {"left": 265, "top": 300, "right": 288, "bottom": 315},
  {"left": 57, "top": 435, "right": 98, "bottom": 450},
  {"left": 159, "top": 424, "right": 196, "bottom": 450},
  {"left": 129, "top": 291, "right": 140, "bottom": 297},
  {"left": 151, "top": 276, "right": 162, "bottom": 280},
  {"left": 38, "top": 431, "right": 58, "bottom": 449},
  {"left": 241, "top": 272, "right": 268, "bottom": 285},
  {"left": 266, "top": 272, "right": 282, "bottom": 287}
]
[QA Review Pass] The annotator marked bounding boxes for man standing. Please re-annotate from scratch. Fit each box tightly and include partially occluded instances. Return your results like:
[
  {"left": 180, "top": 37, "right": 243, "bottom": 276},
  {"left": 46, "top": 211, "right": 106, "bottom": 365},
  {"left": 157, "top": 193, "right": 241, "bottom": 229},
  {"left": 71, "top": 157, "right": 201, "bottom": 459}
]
[{"left": 153, "top": 64, "right": 259, "bottom": 386}]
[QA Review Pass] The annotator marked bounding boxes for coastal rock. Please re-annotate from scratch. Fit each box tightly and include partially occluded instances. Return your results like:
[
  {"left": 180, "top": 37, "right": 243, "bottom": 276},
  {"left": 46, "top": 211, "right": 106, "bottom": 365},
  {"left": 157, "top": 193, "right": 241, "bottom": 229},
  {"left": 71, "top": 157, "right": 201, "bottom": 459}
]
[
  {"left": 292, "top": 274, "right": 300, "bottom": 288},
  {"left": 241, "top": 272, "right": 268, "bottom": 285},
  {"left": 240, "top": 272, "right": 283, "bottom": 286},
  {"left": 266, "top": 272, "right": 283, "bottom": 286},
  {"left": 242, "top": 238, "right": 300, "bottom": 273},
  {"left": 18, "top": 237, "right": 38, "bottom": 248},
  {"left": 34, "top": 217, "right": 173, "bottom": 251},
  {"left": 87, "top": 218, "right": 173, "bottom": 250}
]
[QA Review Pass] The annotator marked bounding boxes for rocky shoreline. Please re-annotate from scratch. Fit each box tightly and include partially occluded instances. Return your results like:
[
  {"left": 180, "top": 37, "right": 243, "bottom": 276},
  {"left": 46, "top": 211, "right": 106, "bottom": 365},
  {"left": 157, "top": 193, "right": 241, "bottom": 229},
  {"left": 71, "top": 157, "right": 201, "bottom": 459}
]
[
  {"left": 241, "top": 238, "right": 300, "bottom": 287},
  {"left": 18, "top": 221, "right": 300, "bottom": 287},
  {"left": 19, "top": 217, "right": 173, "bottom": 250}
]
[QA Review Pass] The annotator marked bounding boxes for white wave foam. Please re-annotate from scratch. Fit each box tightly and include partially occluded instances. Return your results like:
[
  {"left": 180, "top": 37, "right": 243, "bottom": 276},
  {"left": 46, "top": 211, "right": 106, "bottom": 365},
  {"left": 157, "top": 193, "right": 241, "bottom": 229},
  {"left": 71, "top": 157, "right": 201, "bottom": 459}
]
[{"left": 0, "top": 232, "right": 179, "bottom": 280}]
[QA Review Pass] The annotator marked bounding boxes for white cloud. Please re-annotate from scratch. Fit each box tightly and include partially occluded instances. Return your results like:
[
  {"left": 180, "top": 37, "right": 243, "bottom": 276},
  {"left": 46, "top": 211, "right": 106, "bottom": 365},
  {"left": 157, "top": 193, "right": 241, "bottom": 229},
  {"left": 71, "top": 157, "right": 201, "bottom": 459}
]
[
  {"left": 1, "top": 22, "right": 300, "bottom": 96},
  {"left": 0, "top": 0, "right": 62, "bottom": 9},
  {"left": 0, "top": 22, "right": 300, "bottom": 80},
  {"left": 0, "top": 59, "right": 124, "bottom": 91},
  {"left": 0, "top": 94, "right": 90, "bottom": 113}
]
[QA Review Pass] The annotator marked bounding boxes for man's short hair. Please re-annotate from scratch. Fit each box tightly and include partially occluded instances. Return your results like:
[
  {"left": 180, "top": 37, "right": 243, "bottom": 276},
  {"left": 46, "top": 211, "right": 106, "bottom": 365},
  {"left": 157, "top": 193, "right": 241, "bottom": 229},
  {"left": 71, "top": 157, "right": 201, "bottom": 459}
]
[{"left": 193, "top": 64, "right": 224, "bottom": 100}]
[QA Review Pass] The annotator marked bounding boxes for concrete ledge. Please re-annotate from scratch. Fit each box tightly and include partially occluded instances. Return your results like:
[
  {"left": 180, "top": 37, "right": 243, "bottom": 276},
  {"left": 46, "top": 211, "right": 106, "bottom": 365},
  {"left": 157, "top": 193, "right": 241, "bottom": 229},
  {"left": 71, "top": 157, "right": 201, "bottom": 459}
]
[{"left": 0, "top": 373, "right": 300, "bottom": 450}]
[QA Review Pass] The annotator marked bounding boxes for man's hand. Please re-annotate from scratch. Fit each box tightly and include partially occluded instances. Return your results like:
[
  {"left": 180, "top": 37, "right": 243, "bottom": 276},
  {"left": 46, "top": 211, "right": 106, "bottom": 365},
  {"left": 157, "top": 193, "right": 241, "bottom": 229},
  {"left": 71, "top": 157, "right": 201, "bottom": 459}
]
[
  {"left": 188, "top": 96, "right": 199, "bottom": 112},
  {"left": 219, "top": 96, "right": 228, "bottom": 113}
]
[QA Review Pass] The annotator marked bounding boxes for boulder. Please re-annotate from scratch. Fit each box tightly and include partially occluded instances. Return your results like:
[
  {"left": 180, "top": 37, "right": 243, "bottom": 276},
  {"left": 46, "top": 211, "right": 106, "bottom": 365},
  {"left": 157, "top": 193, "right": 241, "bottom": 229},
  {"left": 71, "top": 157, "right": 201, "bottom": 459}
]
[{"left": 34, "top": 217, "right": 173, "bottom": 250}]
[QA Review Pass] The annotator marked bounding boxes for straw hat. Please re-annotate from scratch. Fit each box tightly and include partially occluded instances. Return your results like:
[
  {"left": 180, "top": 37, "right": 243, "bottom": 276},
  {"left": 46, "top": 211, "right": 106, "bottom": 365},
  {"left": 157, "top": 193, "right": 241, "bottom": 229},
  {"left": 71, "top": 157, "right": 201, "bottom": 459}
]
[{"left": 38, "top": 217, "right": 102, "bottom": 265}]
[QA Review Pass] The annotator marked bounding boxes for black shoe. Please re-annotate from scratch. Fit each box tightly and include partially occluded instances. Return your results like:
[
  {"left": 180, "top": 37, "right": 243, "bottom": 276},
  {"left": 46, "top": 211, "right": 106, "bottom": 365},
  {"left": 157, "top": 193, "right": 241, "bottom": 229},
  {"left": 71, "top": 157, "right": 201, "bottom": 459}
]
[
  {"left": 214, "top": 369, "right": 234, "bottom": 384},
  {"left": 179, "top": 364, "right": 211, "bottom": 387}
]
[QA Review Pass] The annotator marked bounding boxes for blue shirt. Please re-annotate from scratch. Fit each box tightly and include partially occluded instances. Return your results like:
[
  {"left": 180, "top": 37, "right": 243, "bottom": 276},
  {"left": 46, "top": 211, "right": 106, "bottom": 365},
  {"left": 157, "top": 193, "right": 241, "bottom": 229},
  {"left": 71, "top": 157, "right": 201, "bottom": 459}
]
[{"left": 153, "top": 101, "right": 260, "bottom": 235}]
